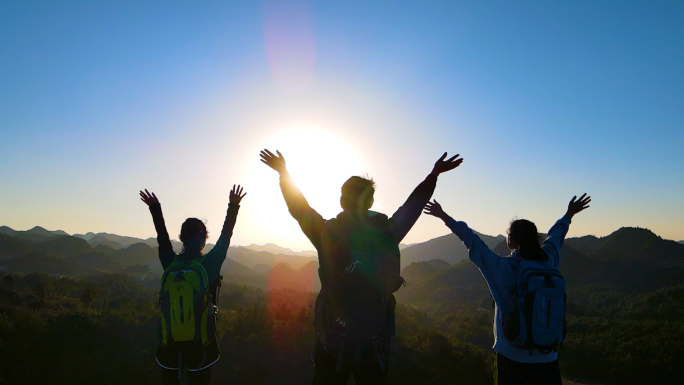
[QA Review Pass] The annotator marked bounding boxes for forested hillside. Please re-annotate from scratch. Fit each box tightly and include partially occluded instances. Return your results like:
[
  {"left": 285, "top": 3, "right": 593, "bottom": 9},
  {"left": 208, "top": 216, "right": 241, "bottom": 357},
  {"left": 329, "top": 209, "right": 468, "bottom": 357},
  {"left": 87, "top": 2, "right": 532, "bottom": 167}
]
[
  {"left": 1, "top": 225, "right": 683, "bottom": 384},
  {"left": 0, "top": 273, "right": 491, "bottom": 385}
]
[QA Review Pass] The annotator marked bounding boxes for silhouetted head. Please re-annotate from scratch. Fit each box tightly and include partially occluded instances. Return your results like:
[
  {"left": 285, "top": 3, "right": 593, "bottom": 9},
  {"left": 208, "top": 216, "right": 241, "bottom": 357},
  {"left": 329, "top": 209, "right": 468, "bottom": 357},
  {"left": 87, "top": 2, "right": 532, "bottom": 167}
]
[
  {"left": 179, "top": 218, "right": 208, "bottom": 255},
  {"left": 340, "top": 176, "right": 375, "bottom": 211},
  {"left": 507, "top": 219, "right": 548, "bottom": 261}
]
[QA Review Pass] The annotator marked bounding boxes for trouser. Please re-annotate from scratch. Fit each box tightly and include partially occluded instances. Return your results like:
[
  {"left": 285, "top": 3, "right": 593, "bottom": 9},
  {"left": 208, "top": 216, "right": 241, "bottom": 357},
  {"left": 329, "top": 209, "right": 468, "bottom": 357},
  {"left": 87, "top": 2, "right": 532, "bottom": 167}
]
[
  {"left": 494, "top": 352, "right": 562, "bottom": 385},
  {"left": 162, "top": 366, "right": 213, "bottom": 385},
  {"left": 311, "top": 339, "right": 388, "bottom": 385}
]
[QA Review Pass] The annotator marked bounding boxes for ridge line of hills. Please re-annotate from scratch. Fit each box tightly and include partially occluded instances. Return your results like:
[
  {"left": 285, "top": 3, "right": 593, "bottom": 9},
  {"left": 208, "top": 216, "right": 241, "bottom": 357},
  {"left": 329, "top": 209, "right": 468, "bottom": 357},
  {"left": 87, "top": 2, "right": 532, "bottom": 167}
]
[{"left": 1, "top": 224, "right": 682, "bottom": 296}]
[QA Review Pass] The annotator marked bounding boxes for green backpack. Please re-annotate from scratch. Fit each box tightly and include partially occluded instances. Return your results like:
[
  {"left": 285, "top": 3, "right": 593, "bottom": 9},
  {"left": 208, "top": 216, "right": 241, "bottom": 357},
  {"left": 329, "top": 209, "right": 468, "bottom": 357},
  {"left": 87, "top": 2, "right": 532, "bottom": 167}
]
[{"left": 159, "top": 256, "right": 215, "bottom": 347}]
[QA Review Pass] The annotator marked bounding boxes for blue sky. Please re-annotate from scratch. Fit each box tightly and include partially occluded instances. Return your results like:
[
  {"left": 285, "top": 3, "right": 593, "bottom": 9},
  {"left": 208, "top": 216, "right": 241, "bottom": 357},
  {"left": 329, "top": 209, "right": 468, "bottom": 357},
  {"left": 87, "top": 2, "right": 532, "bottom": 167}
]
[{"left": 1, "top": 1, "right": 682, "bottom": 250}]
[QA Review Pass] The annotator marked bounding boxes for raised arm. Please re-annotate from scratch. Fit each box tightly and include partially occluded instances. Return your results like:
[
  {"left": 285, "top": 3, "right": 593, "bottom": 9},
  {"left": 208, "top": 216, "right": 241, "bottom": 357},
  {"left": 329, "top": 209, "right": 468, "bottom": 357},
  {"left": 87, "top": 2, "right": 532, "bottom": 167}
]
[
  {"left": 424, "top": 199, "right": 512, "bottom": 308},
  {"left": 260, "top": 149, "right": 325, "bottom": 249},
  {"left": 390, "top": 152, "right": 463, "bottom": 242},
  {"left": 203, "top": 185, "right": 245, "bottom": 281},
  {"left": 543, "top": 193, "right": 591, "bottom": 268},
  {"left": 140, "top": 189, "right": 175, "bottom": 269}
]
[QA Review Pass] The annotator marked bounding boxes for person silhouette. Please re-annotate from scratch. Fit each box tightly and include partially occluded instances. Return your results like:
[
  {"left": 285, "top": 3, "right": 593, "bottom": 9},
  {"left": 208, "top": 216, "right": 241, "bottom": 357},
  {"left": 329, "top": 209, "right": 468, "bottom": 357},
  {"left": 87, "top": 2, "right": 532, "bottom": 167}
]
[
  {"left": 424, "top": 194, "right": 591, "bottom": 385},
  {"left": 260, "top": 149, "right": 463, "bottom": 385},
  {"left": 140, "top": 185, "right": 246, "bottom": 385}
]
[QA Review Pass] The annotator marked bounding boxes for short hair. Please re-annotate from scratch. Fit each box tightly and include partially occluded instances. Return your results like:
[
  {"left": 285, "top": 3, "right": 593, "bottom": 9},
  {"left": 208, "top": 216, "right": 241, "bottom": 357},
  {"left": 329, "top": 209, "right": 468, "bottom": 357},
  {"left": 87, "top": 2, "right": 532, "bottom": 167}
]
[{"left": 341, "top": 176, "right": 375, "bottom": 210}]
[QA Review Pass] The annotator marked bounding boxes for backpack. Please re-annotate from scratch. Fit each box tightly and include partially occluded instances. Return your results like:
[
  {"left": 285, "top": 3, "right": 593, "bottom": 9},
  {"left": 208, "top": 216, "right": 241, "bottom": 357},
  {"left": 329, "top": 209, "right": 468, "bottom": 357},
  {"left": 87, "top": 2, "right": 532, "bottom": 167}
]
[
  {"left": 503, "top": 259, "right": 567, "bottom": 355},
  {"left": 159, "top": 256, "right": 216, "bottom": 348},
  {"left": 315, "top": 211, "right": 404, "bottom": 372}
]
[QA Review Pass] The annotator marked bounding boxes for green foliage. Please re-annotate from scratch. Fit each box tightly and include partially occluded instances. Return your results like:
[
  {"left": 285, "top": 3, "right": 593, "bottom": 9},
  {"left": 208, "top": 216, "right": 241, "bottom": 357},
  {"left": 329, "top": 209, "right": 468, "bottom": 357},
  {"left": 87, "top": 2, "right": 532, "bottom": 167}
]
[{"left": 0, "top": 273, "right": 492, "bottom": 385}]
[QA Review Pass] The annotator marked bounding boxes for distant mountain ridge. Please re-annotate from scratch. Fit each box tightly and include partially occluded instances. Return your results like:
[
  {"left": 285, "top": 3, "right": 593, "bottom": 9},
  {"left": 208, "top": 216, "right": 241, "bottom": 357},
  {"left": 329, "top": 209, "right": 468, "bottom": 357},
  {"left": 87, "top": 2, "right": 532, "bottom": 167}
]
[
  {"left": 397, "top": 226, "right": 684, "bottom": 306},
  {"left": 2, "top": 224, "right": 683, "bottom": 296},
  {"left": 241, "top": 243, "right": 317, "bottom": 258},
  {"left": 0, "top": 226, "right": 69, "bottom": 243},
  {"left": 399, "top": 230, "right": 505, "bottom": 268},
  {"left": 0, "top": 225, "right": 317, "bottom": 291}
]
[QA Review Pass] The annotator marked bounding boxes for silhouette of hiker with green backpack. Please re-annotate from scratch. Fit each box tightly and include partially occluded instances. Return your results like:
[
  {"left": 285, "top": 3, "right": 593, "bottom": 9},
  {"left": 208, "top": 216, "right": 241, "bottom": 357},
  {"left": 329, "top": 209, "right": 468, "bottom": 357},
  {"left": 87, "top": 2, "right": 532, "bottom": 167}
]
[
  {"left": 260, "top": 149, "right": 462, "bottom": 385},
  {"left": 140, "top": 185, "right": 246, "bottom": 385}
]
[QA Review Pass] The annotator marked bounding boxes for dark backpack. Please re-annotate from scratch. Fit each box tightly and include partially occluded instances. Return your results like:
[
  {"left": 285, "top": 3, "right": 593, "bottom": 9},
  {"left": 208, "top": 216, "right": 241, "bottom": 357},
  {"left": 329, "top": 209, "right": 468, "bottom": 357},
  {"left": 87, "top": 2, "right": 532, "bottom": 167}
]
[
  {"left": 503, "top": 259, "right": 567, "bottom": 355},
  {"left": 315, "top": 211, "right": 404, "bottom": 372}
]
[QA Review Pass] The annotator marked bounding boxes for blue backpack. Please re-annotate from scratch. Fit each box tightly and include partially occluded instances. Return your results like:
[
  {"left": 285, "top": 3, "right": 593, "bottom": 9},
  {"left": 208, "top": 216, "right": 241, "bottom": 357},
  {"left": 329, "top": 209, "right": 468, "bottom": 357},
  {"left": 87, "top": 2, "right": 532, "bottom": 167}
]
[{"left": 503, "top": 259, "right": 567, "bottom": 355}]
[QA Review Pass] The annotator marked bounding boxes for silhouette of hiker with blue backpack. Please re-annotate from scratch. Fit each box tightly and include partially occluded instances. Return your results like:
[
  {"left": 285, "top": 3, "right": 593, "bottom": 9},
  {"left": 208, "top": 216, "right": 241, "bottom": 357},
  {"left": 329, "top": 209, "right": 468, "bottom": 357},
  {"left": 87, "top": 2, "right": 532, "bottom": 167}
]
[
  {"left": 140, "top": 185, "right": 246, "bottom": 385},
  {"left": 260, "top": 149, "right": 463, "bottom": 385},
  {"left": 424, "top": 194, "right": 591, "bottom": 385}
]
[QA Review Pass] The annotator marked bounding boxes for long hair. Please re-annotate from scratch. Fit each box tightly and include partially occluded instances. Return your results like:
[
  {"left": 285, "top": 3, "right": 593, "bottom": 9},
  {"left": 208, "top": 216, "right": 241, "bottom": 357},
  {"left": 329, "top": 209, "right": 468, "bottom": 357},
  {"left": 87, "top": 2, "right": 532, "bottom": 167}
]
[
  {"left": 179, "top": 218, "right": 208, "bottom": 254},
  {"left": 508, "top": 219, "right": 548, "bottom": 261}
]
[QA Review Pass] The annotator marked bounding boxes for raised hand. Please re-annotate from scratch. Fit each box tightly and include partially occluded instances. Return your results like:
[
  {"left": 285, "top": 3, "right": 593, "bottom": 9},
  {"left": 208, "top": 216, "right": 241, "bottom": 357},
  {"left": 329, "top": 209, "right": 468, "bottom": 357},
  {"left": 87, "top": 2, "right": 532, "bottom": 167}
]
[
  {"left": 431, "top": 152, "right": 464, "bottom": 175},
  {"left": 260, "top": 149, "right": 287, "bottom": 174},
  {"left": 566, "top": 193, "right": 591, "bottom": 217},
  {"left": 229, "top": 184, "right": 247, "bottom": 205},
  {"left": 139, "top": 189, "right": 159, "bottom": 206},
  {"left": 424, "top": 199, "right": 451, "bottom": 222}
]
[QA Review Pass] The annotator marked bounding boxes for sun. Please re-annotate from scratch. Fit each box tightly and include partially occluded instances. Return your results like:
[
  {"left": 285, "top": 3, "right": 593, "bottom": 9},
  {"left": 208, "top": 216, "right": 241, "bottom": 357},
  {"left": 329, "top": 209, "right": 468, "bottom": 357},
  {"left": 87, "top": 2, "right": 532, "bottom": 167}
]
[
  {"left": 268, "top": 128, "right": 365, "bottom": 217},
  {"left": 239, "top": 127, "right": 367, "bottom": 250}
]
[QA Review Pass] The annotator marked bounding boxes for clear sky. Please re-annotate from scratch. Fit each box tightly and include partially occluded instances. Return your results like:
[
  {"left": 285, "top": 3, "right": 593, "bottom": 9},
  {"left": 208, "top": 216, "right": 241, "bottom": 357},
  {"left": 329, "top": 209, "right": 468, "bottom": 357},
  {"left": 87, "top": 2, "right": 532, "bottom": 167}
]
[{"left": 1, "top": 1, "right": 683, "bottom": 251}]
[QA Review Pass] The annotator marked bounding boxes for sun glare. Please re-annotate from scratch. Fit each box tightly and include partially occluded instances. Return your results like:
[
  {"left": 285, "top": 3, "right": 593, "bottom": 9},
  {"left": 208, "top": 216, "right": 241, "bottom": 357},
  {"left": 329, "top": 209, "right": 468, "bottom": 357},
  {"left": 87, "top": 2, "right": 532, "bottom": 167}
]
[
  {"left": 270, "top": 128, "right": 364, "bottom": 217},
  {"left": 240, "top": 127, "right": 366, "bottom": 250}
]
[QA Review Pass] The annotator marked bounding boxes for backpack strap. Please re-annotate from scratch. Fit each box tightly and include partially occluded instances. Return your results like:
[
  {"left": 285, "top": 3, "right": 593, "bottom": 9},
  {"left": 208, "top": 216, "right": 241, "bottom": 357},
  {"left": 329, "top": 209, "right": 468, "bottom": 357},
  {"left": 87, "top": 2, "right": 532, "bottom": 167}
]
[
  {"left": 177, "top": 349, "right": 183, "bottom": 380},
  {"left": 335, "top": 334, "right": 347, "bottom": 373},
  {"left": 372, "top": 335, "right": 386, "bottom": 371}
]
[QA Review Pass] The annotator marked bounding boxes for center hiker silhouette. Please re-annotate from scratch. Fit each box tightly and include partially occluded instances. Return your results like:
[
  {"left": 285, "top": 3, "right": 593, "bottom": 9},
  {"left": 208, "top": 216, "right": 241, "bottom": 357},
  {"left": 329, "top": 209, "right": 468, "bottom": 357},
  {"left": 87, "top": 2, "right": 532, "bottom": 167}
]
[
  {"left": 424, "top": 194, "right": 591, "bottom": 385},
  {"left": 260, "top": 149, "right": 463, "bottom": 385},
  {"left": 140, "top": 185, "right": 246, "bottom": 385}
]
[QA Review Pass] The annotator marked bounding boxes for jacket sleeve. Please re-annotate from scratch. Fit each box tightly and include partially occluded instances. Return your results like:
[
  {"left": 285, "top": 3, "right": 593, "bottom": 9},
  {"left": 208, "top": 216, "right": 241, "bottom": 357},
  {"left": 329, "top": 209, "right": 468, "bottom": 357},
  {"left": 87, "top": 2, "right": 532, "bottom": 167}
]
[
  {"left": 279, "top": 172, "right": 325, "bottom": 250},
  {"left": 542, "top": 215, "right": 572, "bottom": 269},
  {"left": 149, "top": 203, "right": 176, "bottom": 270},
  {"left": 389, "top": 173, "right": 438, "bottom": 243},
  {"left": 446, "top": 218, "right": 510, "bottom": 307},
  {"left": 203, "top": 203, "right": 240, "bottom": 285}
]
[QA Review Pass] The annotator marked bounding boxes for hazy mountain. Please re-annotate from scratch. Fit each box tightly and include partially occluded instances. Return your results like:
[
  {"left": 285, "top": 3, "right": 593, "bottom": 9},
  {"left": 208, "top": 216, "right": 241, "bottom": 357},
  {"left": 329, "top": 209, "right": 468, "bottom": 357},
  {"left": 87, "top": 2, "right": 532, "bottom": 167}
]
[
  {"left": 0, "top": 251, "right": 86, "bottom": 276},
  {"left": 0, "top": 234, "right": 33, "bottom": 259},
  {"left": 228, "top": 247, "right": 317, "bottom": 270},
  {"left": 33, "top": 236, "right": 94, "bottom": 259},
  {"left": 266, "top": 261, "right": 320, "bottom": 292},
  {"left": 73, "top": 232, "right": 185, "bottom": 252},
  {"left": 2, "top": 224, "right": 682, "bottom": 298},
  {"left": 221, "top": 258, "right": 258, "bottom": 278},
  {"left": 396, "top": 227, "right": 684, "bottom": 305},
  {"left": 242, "top": 243, "right": 317, "bottom": 257},
  {"left": 677, "top": 240, "right": 683, "bottom": 245},
  {"left": 401, "top": 259, "right": 451, "bottom": 285},
  {"left": 113, "top": 243, "right": 159, "bottom": 269},
  {"left": 73, "top": 232, "right": 147, "bottom": 249},
  {"left": 252, "top": 263, "right": 272, "bottom": 276},
  {"left": 400, "top": 231, "right": 505, "bottom": 268},
  {"left": 0, "top": 226, "right": 69, "bottom": 243}
]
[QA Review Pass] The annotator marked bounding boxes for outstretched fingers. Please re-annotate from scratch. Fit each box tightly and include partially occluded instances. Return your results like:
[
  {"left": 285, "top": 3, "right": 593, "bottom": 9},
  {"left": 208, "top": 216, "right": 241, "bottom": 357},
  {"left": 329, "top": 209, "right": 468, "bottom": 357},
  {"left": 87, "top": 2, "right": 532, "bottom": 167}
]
[
  {"left": 568, "top": 193, "right": 592, "bottom": 215},
  {"left": 229, "top": 184, "right": 247, "bottom": 204},
  {"left": 423, "top": 199, "right": 443, "bottom": 216},
  {"left": 232, "top": 184, "right": 246, "bottom": 198},
  {"left": 139, "top": 189, "right": 159, "bottom": 206}
]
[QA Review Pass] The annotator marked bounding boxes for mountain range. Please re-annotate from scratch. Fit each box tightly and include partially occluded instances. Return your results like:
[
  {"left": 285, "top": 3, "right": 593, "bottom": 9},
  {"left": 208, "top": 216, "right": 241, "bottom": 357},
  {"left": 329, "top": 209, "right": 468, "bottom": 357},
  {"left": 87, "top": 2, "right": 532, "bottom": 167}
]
[
  {"left": 396, "top": 226, "right": 684, "bottom": 307},
  {"left": 1, "top": 224, "right": 683, "bottom": 297}
]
